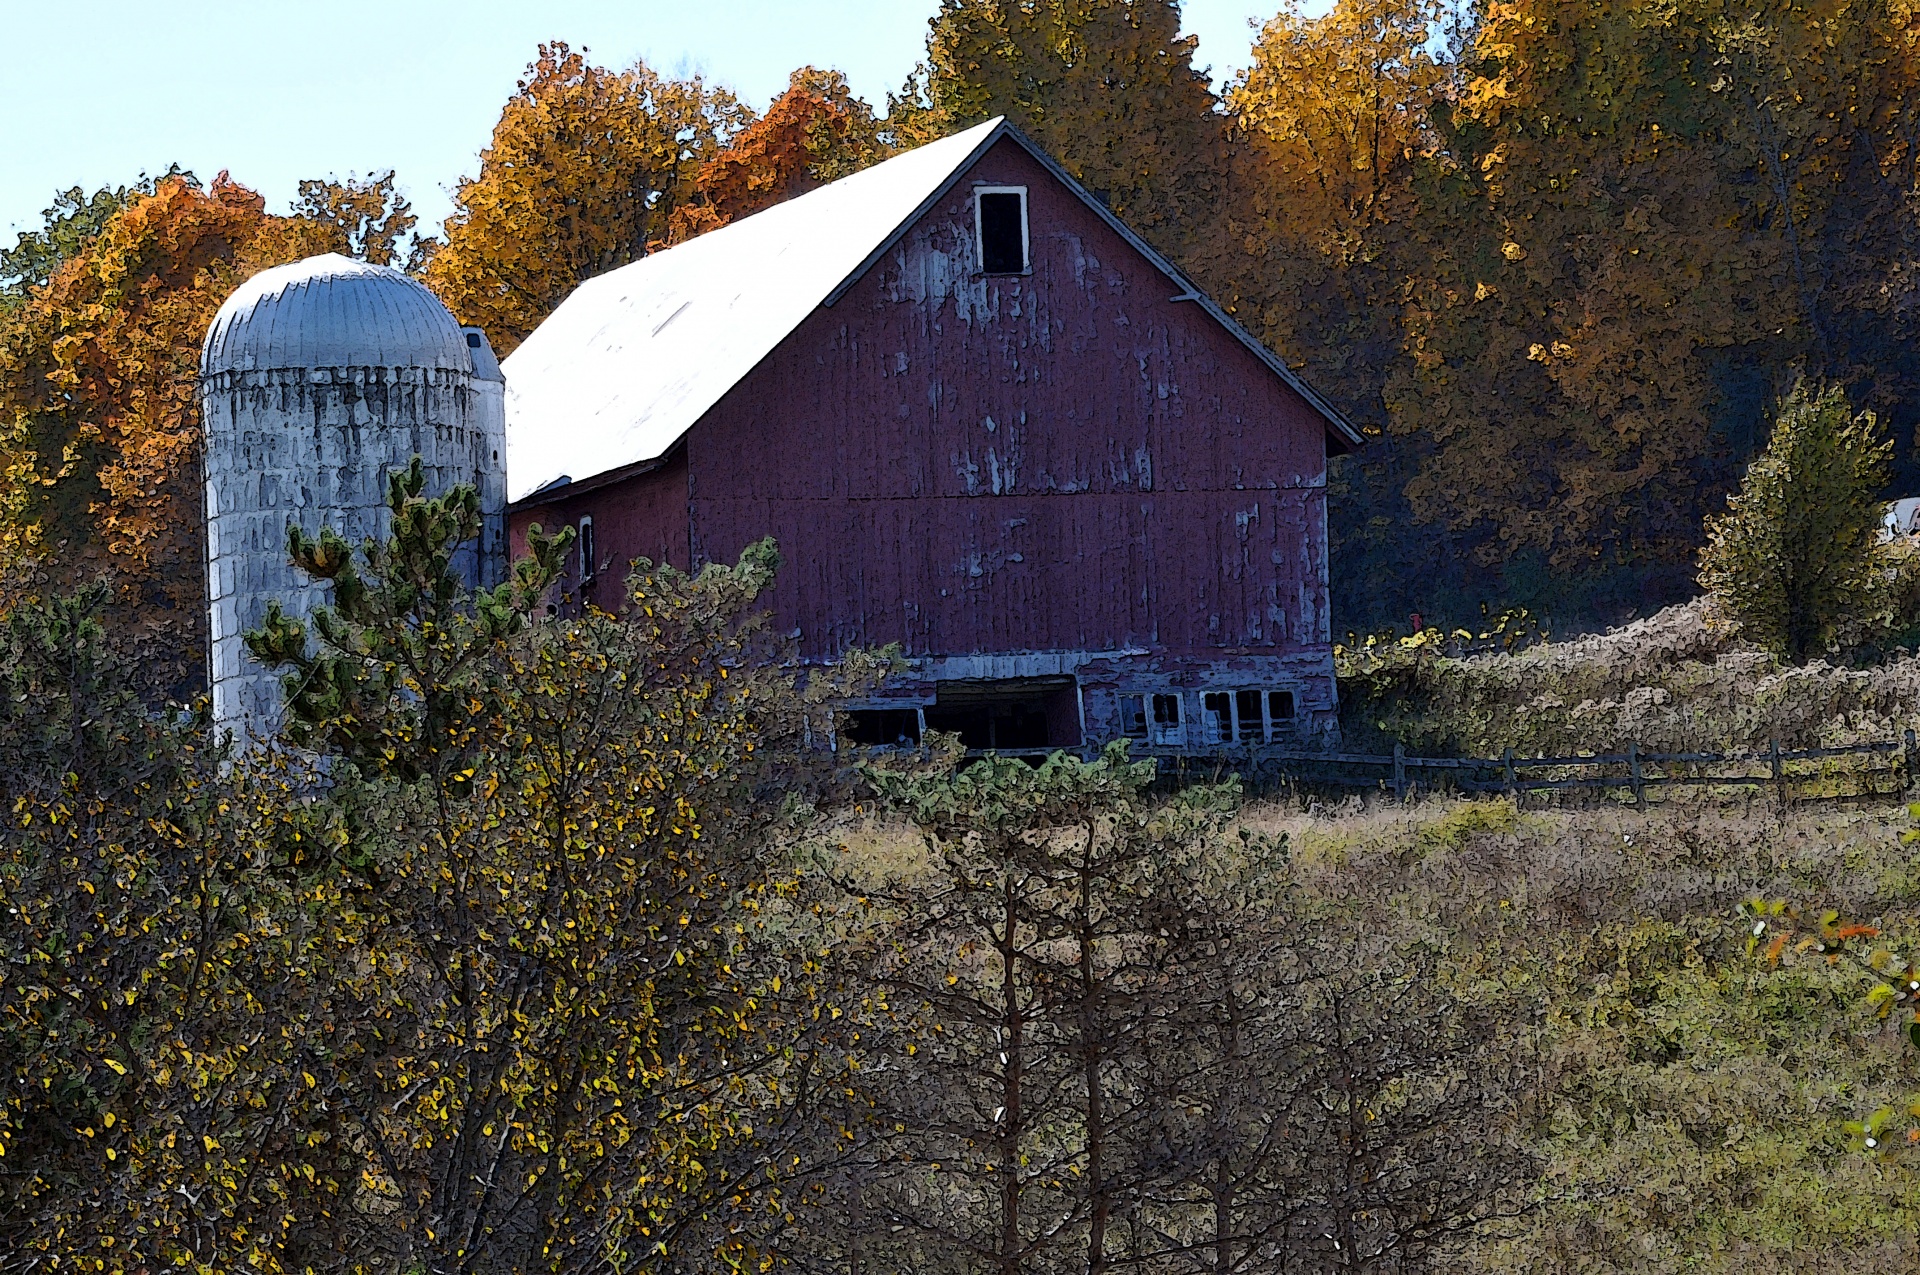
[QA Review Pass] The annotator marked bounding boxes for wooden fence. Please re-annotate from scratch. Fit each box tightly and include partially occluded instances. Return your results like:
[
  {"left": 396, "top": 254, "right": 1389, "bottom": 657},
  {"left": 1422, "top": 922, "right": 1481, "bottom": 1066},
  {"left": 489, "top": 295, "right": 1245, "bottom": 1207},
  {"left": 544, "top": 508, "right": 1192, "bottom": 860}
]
[{"left": 1190, "top": 732, "right": 1920, "bottom": 808}]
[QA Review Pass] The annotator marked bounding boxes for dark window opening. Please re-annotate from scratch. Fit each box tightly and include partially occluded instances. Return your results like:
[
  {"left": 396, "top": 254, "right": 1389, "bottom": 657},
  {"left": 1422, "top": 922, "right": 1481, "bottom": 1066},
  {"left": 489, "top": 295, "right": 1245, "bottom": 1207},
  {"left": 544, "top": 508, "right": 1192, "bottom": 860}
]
[
  {"left": 1268, "top": 689, "right": 1296, "bottom": 724},
  {"left": 1236, "top": 690, "right": 1264, "bottom": 744},
  {"left": 1149, "top": 692, "right": 1184, "bottom": 745},
  {"left": 1119, "top": 694, "right": 1149, "bottom": 740},
  {"left": 925, "top": 677, "right": 1077, "bottom": 751},
  {"left": 466, "top": 331, "right": 483, "bottom": 348},
  {"left": 1202, "top": 692, "right": 1233, "bottom": 745},
  {"left": 845, "top": 709, "right": 922, "bottom": 747},
  {"left": 978, "top": 191, "right": 1027, "bottom": 274},
  {"left": 577, "top": 516, "right": 596, "bottom": 585}
]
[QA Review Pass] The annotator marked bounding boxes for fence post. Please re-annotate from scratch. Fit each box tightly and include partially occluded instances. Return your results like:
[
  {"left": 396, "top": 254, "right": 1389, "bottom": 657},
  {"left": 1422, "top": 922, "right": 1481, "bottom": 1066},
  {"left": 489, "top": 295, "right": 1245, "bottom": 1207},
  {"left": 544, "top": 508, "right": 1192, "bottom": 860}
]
[
  {"left": 1629, "top": 741, "right": 1646, "bottom": 812},
  {"left": 1503, "top": 748, "right": 1517, "bottom": 806},
  {"left": 1393, "top": 743, "right": 1407, "bottom": 804},
  {"left": 1770, "top": 737, "right": 1786, "bottom": 813}
]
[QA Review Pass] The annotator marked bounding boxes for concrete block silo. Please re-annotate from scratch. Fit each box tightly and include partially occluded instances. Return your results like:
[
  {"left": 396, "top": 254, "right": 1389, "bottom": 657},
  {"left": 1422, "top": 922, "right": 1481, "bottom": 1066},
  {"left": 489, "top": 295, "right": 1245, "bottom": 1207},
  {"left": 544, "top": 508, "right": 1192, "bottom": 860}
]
[{"left": 199, "top": 253, "right": 506, "bottom": 742}]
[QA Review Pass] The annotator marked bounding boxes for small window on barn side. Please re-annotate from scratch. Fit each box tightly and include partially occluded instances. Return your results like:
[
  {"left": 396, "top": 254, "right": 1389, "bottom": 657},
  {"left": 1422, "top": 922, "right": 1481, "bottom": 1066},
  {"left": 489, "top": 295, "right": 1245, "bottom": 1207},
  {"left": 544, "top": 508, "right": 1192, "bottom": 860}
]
[
  {"left": 1268, "top": 690, "right": 1296, "bottom": 729},
  {"left": 1202, "top": 692, "right": 1233, "bottom": 745},
  {"left": 1236, "top": 690, "right": 1264, "bottom": 744},
  {"left": 845, "top": 709, "right": 923, "bottom": 748},
  {"left": 577, "top": 516, "right": 596, "bottom": 584},
  {"left": 1119, "top": 694, "right": 1149, "bottom": 741},
  {"left": 1150, "top": 693, "right": 1184, "bottom": 746},
  {"left": 975, "top": 187, "right": 1029, "bottom": 275}
]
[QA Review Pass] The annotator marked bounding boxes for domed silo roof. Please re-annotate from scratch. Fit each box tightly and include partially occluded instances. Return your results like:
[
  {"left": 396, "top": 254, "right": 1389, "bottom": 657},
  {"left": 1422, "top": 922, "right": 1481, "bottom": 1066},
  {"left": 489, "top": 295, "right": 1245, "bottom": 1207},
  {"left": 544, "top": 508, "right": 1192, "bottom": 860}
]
[{"left": 201, "top": 253, "right": 472, "bottom": 376}]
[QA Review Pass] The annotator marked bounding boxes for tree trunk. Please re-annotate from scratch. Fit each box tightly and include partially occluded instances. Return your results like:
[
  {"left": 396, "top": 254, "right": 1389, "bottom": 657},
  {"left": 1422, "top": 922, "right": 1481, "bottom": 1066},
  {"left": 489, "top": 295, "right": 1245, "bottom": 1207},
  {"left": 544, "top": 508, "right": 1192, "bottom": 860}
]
[
  {"left": 1079, "top": 836, "right": 1111, "bottom": 1275},
  {"left": 999, "top": 865, "right": 1024, "bottom": 1275}
]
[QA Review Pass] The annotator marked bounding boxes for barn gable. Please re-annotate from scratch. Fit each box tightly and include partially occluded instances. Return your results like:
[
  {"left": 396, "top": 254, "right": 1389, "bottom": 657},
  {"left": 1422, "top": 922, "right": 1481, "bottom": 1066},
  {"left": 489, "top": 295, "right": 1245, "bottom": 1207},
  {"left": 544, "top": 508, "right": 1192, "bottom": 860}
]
[
  {"left": 507, "top": 121, "right": 1358, "bottom": 754},
  {"left": 502, "top": 119, "right": 1359, "bottom": 506}
]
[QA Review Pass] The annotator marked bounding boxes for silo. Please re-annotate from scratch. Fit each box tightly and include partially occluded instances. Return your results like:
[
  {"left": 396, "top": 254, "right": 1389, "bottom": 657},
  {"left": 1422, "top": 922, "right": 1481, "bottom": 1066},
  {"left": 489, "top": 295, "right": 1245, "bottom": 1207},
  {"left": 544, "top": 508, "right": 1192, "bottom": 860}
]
[{"left": 199, "top": 253, "right": 507, "bottom": 742}]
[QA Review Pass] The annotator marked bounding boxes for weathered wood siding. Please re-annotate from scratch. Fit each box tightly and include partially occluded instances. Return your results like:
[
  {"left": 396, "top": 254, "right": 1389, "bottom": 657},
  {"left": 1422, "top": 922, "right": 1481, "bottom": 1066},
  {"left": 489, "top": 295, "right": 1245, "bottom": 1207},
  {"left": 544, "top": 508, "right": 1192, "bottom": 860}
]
[
  {"left": 510, "top": 448, "right": 690, "bottom": 604},
  {"left": 683, "top": 137, "right": 1331, "bottom": 664},
  {"left": 508, "top": 135, "right": 1340, "bottom": 736}
]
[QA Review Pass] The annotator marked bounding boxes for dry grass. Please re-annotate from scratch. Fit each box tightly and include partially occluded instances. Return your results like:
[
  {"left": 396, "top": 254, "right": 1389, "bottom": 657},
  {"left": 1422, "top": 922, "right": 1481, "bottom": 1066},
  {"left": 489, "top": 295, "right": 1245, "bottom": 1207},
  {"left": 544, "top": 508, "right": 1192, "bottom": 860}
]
[
  {"left": 1371, "top": 598, "right": 1920, "bottom": 758},
  {"left": 811, "top": 776, "right": 1920, "bottom": 1271},
  {"left": 1237, "top": 789, "right": 1920, "bottom": 1273}
]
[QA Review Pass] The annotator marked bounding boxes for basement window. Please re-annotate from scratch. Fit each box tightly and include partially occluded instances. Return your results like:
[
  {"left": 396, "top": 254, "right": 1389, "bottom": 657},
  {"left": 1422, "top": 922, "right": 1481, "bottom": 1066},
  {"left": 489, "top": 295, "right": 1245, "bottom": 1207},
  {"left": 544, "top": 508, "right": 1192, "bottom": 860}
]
[
  {"left": 1236, "top": 690, "right": 1265, "bottom": 744},
  {"left": 1120, "top": 694, "right": 1149, "bottom": 741},
  {"left": 975, "top": 186, "right": 1029, "bottom": 275},
  {"left": 1202, "top": 692, "right": 1234, "bottom": 745},
  {"left": 845, "top": 709, "right": 923, "bottom": 748},
  {"left": 1149, "top": 693, "right": 1184, "bottom": 746},
  {"left": 1194, "top": 688, "right": 1303, "bottom": 746}
]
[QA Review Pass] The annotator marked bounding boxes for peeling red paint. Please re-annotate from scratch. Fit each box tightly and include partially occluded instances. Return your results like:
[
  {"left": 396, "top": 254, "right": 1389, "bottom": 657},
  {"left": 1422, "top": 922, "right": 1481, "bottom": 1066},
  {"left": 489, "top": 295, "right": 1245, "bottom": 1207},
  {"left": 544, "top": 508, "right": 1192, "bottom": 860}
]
[{"left": 511, "top": 136, "right": 1341, "bottom": 748}]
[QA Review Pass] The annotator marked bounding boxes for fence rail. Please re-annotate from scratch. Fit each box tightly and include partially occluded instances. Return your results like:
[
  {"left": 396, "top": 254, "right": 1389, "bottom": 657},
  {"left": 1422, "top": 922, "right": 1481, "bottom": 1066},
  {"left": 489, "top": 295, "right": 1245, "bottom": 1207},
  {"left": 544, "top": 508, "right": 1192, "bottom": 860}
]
[
  {"left": 950, "top": 734, "right": 1920, "bottom": 808},
  {"left": 1163, "top": 731, "right": 1920, "bottom": 808}
]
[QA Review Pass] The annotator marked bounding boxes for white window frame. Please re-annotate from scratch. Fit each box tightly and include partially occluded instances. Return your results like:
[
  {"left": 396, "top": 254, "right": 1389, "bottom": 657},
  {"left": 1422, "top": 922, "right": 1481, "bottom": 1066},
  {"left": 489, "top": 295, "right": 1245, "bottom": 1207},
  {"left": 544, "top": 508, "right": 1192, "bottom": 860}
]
[
  {"left": 1148, "top": 691, "right": 1185, "bottom": 747},
  {"left": 1265, "top": 688, "right": 1298, "bottom": 741},
  {"left": 577, "top": 515, "right": 596, "bottom": 584},
  {"left": 973, "top": 185, "right": 1031, "bottom": 275}
]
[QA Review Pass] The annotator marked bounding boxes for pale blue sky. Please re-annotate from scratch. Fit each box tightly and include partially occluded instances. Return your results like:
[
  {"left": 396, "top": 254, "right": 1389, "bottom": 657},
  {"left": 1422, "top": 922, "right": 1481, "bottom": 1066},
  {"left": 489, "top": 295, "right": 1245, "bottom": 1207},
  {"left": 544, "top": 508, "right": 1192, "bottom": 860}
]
[{"left": 0, "top": 0, "right": 1331, "bottom": 245}]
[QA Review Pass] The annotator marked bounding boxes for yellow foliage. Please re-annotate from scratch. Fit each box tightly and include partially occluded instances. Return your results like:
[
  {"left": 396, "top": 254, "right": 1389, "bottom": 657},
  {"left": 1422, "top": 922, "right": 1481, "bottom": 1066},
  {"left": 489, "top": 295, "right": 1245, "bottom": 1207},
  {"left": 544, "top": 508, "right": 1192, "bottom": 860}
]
[
  {"left": 0, "top": 176, "right": 334, "bottom": 692},
  {"left": 422, "top": 43, "right": 749, "bottom": 355}
]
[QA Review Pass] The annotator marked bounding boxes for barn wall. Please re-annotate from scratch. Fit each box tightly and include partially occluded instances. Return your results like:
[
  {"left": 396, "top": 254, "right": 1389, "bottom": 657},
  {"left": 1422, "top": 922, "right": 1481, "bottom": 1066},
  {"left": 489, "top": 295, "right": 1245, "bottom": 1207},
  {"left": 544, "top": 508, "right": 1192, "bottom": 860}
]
[
  {"left": 684, "top": 137, "right": 1333, "bottom": 671},
  {"left": 509, "top": 447, "right": 689, "bottom": 608}
]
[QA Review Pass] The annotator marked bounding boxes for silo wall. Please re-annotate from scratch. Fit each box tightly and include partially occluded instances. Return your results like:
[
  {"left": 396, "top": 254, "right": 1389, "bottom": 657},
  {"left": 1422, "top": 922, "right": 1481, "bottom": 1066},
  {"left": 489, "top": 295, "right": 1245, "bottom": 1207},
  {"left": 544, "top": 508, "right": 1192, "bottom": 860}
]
[{"left": 201, "top": 363, "right": 497, "bottom": 739}]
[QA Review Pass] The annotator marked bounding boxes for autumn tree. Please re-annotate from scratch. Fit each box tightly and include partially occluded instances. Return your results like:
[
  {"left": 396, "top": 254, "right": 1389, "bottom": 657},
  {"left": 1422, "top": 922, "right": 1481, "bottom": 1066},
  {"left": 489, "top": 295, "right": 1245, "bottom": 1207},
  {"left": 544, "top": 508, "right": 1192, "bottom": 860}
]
[
  {"left": 1699, "top": 381, "right": 1893, "bottom": 663},
  {"left": 1219, "top": 0, "right": 1467, "bottom": 620},
  {"left": 291, "top": 169, "right": 417, "bottom": 267},
  {"left": 897, "top": 0, "right": 1230, "bottom": 261},
  {"left": 1369, "top": 0, "right": 1920, "bottom": 625},
  {"left": 422, "top": 43, "right": 749, "bottom": 354},
  {"left": 0, "top": 169, "right": 195, "bottom": 307},
  {"left": 0, "top": 175, "right": 338, "bottom": 695},
  {"left": 662, "top": 67, "right": 894, "bottom": 245}
]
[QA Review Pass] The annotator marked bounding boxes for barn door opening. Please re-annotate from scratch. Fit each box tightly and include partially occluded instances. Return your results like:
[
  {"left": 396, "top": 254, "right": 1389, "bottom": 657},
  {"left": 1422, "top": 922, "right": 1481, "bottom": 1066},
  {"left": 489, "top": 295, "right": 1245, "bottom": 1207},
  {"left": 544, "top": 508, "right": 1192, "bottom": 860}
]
[{"left": 924, "top": 677, "right": 1080, "bottom": 751}]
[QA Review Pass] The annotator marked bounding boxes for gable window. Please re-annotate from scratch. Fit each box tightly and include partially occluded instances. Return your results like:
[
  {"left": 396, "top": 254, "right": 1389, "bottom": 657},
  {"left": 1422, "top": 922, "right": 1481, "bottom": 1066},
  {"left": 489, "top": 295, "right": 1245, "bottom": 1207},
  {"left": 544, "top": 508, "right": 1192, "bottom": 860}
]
[{"left": 975, "top": 186, "right": 1029, "bottom": 275}]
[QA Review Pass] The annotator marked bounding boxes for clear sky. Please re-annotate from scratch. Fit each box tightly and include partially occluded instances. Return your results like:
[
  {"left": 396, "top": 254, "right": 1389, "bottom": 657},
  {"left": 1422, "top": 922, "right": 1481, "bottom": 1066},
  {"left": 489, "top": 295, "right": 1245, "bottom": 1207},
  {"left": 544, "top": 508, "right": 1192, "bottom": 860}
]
[{"left": 0, "top": 1, "right": 1329, "bottom": 246}]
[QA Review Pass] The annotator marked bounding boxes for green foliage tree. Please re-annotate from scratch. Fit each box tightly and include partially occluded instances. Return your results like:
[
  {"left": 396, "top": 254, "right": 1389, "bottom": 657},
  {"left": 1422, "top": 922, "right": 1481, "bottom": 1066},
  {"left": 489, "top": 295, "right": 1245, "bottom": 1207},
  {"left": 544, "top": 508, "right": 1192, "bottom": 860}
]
[
  {"left": 1699, "top": 381, "right": 1893, "bottom": 663},
  {"left": 2, "top": 464, "right": 876, "bottom": 1272}
]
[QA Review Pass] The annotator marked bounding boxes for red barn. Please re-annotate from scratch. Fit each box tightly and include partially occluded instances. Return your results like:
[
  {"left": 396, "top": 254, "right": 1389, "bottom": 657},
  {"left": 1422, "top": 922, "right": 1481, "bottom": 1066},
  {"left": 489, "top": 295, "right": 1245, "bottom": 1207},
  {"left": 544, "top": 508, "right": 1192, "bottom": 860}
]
[{"left": 502, "top": 118, "right": 1360, "bottom": 754}]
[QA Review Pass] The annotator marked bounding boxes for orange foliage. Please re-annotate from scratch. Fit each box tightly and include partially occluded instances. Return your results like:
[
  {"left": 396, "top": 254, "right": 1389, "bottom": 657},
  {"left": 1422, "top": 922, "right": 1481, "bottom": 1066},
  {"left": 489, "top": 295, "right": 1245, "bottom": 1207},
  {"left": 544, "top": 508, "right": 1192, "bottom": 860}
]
[
  {"left": 661, "top": 68, "right": 892, "bottom": 246},
  {"left": 0, "top": 175, "right": 336, "bottom": 693},
  {"left": 422, "top": 43, "right": 748, "bottom": 355}
]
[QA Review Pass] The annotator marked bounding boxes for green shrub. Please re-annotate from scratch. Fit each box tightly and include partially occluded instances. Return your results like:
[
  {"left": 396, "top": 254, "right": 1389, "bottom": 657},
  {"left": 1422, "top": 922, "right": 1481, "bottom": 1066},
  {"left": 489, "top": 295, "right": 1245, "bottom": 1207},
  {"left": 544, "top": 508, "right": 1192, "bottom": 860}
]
[{"left": 1699, "top": 381, "right": 1893, "bottom": 664}]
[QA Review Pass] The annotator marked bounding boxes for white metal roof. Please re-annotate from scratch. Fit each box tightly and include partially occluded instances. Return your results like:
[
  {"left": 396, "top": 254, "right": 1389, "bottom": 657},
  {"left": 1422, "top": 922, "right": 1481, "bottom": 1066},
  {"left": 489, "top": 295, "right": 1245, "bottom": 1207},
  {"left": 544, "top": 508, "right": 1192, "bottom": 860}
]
[
  {"left": 502, "top": 118, "right": 1005, "bottom": 503},
  {"left": 202, "top": 253, "right": 471, "bottom": 377},
  {"left": 501, "top": 118, "right": 1362, "bottom": 504}
]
